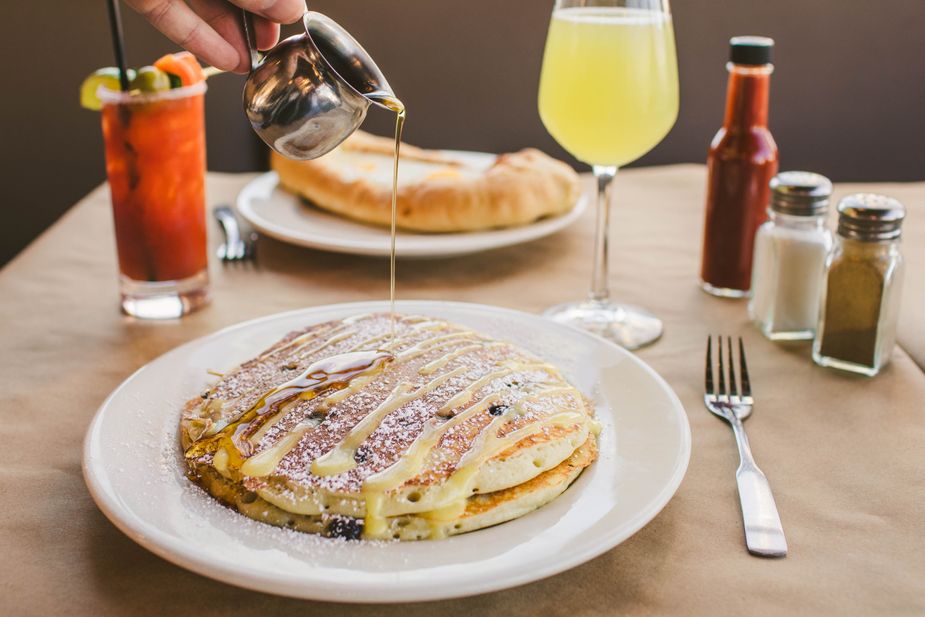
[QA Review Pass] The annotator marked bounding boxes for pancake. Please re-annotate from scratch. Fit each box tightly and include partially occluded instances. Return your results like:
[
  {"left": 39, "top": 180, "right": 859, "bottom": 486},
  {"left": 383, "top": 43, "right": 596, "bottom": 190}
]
[
  {"left": 181, "top": 313, "right": 598, "bottom": 540},
  {"left": 271, "top": 130, "right": 581, "bottom": 233}
]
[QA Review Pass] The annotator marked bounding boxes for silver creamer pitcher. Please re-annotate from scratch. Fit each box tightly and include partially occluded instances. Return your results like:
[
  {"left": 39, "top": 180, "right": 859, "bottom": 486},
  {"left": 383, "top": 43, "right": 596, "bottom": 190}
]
[{"left": 242, "top": 11, "right": 395, "bottom": 160}]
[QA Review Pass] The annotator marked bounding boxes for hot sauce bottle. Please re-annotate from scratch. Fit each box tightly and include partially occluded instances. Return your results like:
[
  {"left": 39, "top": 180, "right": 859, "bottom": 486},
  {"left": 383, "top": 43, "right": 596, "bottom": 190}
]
[{"left": 700, "top": 36, "right": 779, "bottom": 297}]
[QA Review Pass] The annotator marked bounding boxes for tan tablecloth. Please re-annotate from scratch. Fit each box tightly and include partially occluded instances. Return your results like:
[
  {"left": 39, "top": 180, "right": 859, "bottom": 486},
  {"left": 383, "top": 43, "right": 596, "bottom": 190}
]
[{"left": 2, "top": 166, "right": 924, "bottom": 616}]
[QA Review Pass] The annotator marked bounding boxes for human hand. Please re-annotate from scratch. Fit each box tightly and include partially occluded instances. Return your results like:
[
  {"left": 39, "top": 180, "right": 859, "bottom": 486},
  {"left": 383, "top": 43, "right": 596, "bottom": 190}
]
[{"left": 125, "top": 0, "right": 307, "bottom": 73}]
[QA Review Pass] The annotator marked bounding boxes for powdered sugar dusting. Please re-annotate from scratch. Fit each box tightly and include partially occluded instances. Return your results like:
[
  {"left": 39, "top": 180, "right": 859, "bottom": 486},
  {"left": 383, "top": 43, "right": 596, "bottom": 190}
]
[{"left": 183, "top": 312, "right": 592, "bottom": 507}]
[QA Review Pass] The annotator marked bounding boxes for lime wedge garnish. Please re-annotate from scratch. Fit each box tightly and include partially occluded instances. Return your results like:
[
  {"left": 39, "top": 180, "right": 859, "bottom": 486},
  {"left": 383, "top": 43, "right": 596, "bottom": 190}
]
[{"left": 79, "top": 67, "right": 136, "bottom": 111}]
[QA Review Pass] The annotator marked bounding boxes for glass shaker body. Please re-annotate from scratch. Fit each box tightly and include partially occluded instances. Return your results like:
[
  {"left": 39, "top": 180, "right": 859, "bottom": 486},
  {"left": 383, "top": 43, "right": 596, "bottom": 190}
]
[
  {"left": 813, "top": 235, "right": 904, "bottom": 377},
  {"left": 750, "top": 210, "right": 832, "bottom": 340}
]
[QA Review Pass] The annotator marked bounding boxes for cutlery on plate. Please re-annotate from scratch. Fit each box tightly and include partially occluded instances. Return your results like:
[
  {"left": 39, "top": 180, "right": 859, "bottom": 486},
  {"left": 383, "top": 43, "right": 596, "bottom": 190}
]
[
  {"left": 214, "top": 205, "right": 257, "bottom": 263},
  {"left": 704, "top": 335, "right": 787, "bottom": 558}
]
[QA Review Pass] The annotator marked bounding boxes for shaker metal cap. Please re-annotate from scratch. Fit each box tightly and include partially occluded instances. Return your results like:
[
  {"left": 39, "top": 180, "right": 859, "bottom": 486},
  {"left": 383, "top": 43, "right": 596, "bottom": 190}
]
[
  {"left": 837, "top": 193, "right": 906, "bottom": 241},
  {"left": 769, "top": 171, "right": 832, "bottom": 216}
]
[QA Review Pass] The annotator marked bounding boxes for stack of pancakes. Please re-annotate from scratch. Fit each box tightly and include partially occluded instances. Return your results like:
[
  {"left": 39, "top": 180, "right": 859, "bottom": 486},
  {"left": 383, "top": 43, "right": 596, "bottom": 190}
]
[{"left": 181, "top": 313, "right": 598, "bottom": 541}]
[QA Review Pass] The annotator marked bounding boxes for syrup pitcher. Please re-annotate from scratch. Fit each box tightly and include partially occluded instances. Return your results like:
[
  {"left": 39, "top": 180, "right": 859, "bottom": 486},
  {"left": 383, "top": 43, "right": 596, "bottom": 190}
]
[{"left": 241, "top": 9, "right": 396, "bottom": 160}]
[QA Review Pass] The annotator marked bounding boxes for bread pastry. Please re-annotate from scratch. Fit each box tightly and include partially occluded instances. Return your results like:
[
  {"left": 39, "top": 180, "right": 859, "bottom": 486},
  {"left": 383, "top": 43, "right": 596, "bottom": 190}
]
[
  {"left": 271, "top": 131, "right": 581, "bottom": 232},
  {"left": 181, "top": 312, "right": 598, "bottom": 541}
]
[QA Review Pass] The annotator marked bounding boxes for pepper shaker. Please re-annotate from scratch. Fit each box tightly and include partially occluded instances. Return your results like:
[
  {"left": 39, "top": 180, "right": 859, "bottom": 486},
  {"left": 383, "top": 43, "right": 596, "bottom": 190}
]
[{"left": 813, "top": 194, "right": 906, "bottom": 376}]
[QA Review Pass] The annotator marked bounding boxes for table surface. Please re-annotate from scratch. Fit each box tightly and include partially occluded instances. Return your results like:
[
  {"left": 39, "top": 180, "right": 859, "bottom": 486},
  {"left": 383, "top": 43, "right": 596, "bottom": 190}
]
[{"left": 2, "top": 166, "right": 924, "bottom": 616}]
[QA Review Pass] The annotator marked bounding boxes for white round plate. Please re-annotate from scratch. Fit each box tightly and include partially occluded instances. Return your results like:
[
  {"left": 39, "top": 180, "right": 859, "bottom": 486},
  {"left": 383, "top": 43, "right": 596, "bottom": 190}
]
[
  {"left": 83, "top": 301, "right": 690, "bottom": 603},
  {"left": 235, "top": 151, "right": 587, "bottom": 259}
]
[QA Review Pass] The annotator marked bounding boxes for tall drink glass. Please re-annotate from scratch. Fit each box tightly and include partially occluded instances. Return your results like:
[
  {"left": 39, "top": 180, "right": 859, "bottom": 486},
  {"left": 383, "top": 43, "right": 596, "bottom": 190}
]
[
  {"left": 98, "top": 82, "right": 209, "bottom": 319},
  {"left": 538, "top": 0, "right": 678, "bottom": 349}
]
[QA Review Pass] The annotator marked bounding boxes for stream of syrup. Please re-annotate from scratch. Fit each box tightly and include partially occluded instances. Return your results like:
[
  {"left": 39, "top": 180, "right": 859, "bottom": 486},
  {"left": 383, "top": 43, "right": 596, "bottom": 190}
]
[{"left": 366, "top": 93, "right": 405, "bottom": 337}]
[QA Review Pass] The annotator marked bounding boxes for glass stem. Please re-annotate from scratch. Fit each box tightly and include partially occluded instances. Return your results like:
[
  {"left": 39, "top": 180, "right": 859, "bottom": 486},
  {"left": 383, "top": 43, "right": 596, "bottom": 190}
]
[{"left": 589, "top": 165, "right": 618, "bottom": 303}]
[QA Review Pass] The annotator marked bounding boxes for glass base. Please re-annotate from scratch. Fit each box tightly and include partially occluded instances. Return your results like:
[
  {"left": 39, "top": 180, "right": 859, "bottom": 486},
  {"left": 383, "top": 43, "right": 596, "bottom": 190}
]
[
  {"left": 762, "top": 329, "right": 815, "bottom": 342},
  {"left": 812, "top": 351, "right": 880, "bottom": 377},
  {"left": 120, "top": 270, "right": 210, "bottom": 320},
  {"left": 700, "top": 280, "right": 749, "bottom": 299},
  {"left": 754, "top": 320, "right": 815, "bottom": 341},
  {"left": 543, "top": 299, "right": 663, "bottom": 350}
]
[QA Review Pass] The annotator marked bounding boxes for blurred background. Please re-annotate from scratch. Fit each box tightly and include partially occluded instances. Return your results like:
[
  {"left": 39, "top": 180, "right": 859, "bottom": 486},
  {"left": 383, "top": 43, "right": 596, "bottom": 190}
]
[{"left": 4, "top": 0, "right": 924, "bottom": 265}]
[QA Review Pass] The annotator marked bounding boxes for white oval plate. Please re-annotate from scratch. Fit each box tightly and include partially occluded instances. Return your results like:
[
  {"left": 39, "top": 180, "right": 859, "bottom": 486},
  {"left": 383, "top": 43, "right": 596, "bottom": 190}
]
[
  {"left": 235, "top": 151, "right": 587, "bottom": 259},
  {"left": 83, "top": 301, "right": 689, "bottom": 603}
]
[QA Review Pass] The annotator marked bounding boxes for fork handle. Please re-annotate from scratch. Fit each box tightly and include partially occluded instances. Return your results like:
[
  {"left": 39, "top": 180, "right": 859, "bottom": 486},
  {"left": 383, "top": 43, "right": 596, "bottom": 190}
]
[
  {"left": 214, "top": 206, "right": 242, "bottom": 256},
  {"left": 731, "top": 420, "right": 788, "bottom": 557}
]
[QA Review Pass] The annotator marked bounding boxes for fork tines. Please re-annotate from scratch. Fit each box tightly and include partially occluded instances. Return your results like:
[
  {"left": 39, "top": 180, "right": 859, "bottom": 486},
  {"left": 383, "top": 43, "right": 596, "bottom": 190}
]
[
  {"left": 705, "top": 335, "right": 753, "bottom": 404},
  {"left": 214, "top": 205, "right": 258, "bottom": 264}
]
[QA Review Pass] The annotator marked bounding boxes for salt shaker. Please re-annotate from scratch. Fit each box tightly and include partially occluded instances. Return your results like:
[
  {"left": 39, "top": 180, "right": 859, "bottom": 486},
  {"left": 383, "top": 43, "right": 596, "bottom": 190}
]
[
  {"left": 813, "top": 194, "right": 906, "bottom": 376},
  {"left": 749, "top": 171, "right": 833, "bottom": 340}
]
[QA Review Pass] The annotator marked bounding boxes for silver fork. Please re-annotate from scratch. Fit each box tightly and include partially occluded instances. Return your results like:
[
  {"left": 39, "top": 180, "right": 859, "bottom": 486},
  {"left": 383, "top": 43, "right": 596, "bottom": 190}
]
[
  {"left": 705, "top": 335, "right": 787, "bottom": 558},
  {"left": 214, "top": 205, "right": 257, "bottom": 263}
]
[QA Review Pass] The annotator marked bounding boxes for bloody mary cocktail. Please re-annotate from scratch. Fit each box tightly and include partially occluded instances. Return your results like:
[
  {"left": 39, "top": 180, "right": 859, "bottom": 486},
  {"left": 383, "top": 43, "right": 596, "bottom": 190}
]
[{"left": 99, "top": 81, "right": 209, "bottom": 318}]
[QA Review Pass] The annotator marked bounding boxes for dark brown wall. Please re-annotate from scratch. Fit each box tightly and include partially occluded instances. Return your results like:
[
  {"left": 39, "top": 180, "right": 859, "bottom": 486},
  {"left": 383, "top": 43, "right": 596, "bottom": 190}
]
[{"left": 4, "top": 1, "right": 924, "bottom": 265}]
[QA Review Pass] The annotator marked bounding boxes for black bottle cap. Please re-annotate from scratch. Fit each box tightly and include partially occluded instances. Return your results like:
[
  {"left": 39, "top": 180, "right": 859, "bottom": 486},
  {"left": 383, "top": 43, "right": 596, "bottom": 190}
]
[{"left": 729, "top": 36, "right": 774, "bottom": 65}]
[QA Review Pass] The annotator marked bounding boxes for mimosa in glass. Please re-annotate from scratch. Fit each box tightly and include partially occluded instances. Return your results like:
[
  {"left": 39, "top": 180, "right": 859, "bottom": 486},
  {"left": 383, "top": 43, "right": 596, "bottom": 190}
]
[{"left": 538, "top": 1, "right": 678, "bottom": 348}]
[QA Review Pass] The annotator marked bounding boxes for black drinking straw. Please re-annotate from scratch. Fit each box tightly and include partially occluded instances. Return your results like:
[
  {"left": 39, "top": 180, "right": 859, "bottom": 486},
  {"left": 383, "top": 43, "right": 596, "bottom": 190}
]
[{"left": 106, "top": 0, "right": 131, "bottom": 91}]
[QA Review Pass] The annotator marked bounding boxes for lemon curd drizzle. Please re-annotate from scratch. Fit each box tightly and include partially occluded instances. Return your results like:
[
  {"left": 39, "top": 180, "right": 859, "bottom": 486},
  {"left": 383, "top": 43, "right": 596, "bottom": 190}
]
[
  {"left": 187, "top": 314, "right": 593, "bottom": 540},
  {"left": 185, "top": 348, "right": 394, "bottom": 473}
]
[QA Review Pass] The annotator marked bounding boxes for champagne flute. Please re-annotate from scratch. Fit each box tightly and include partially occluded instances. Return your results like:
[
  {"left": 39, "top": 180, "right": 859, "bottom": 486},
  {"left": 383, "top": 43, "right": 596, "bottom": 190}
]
[{"left": 538, "top": 0, "right": 679, "bottom": 349}]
